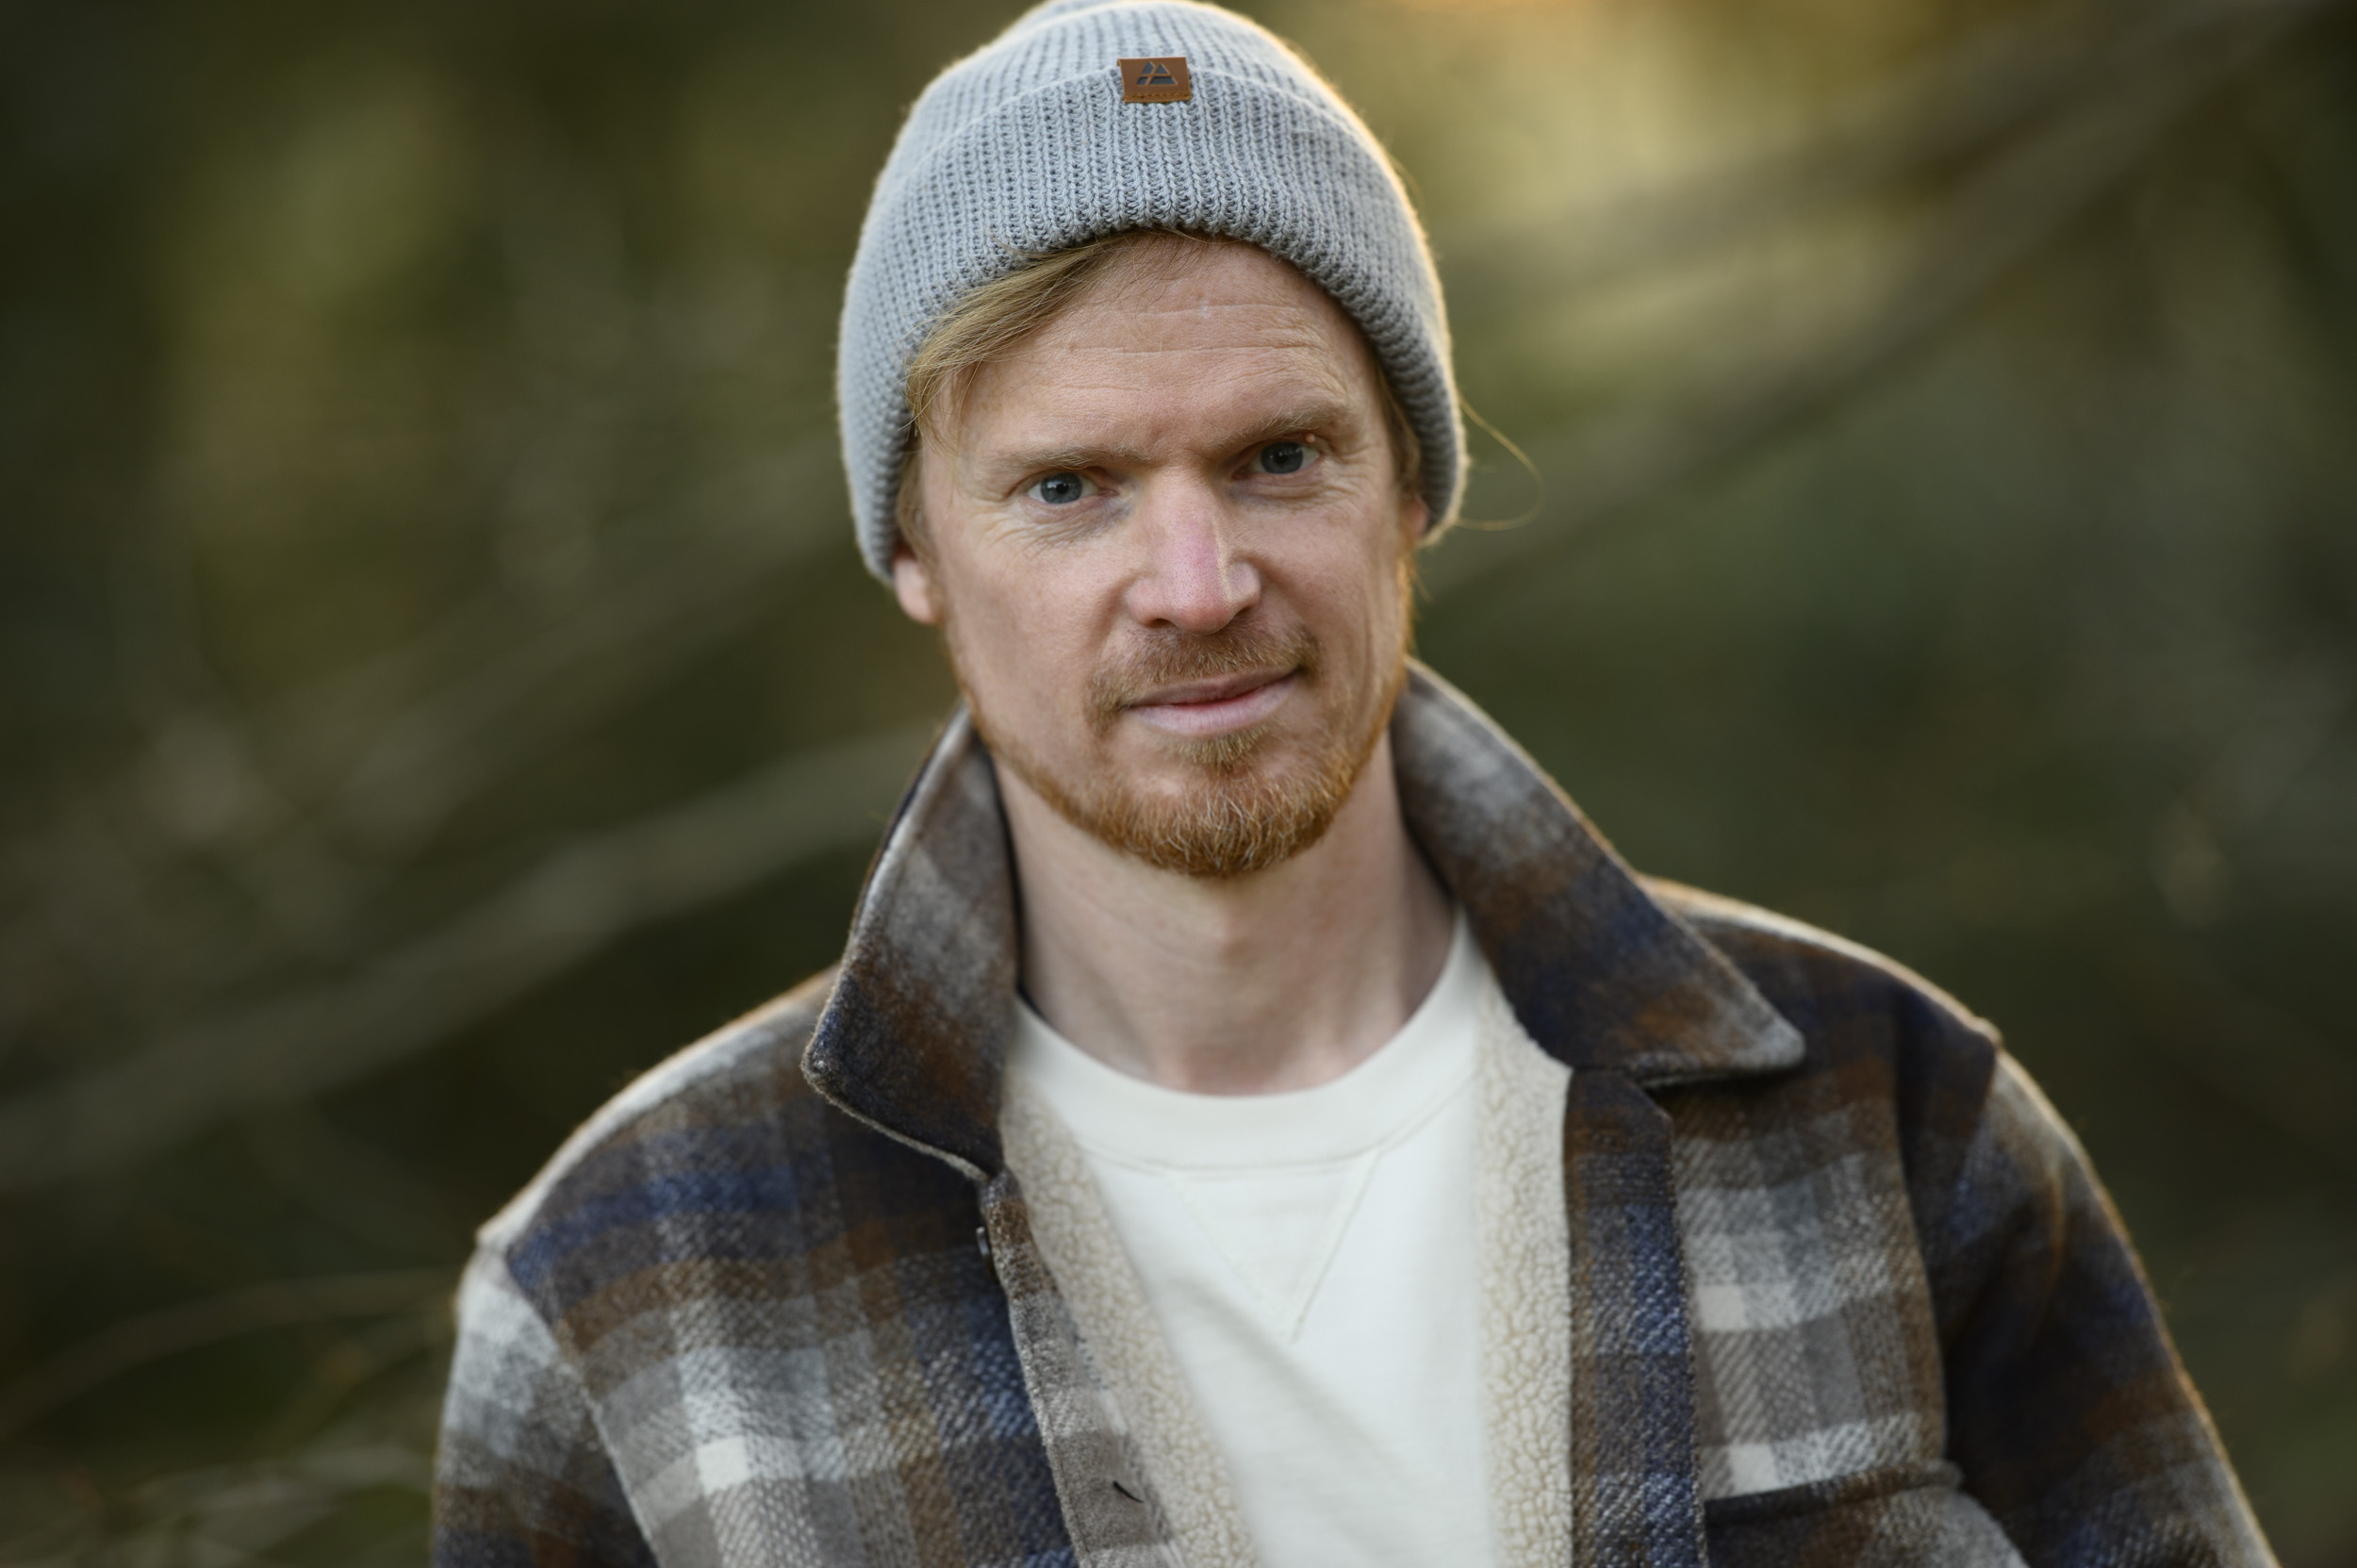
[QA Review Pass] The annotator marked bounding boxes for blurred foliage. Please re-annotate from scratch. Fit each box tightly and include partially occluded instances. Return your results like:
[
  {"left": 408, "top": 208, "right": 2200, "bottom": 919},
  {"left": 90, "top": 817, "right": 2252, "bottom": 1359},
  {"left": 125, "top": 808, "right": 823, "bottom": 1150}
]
[{"left": 2, "top": 0, "right": 2352, "bottom": 1561}]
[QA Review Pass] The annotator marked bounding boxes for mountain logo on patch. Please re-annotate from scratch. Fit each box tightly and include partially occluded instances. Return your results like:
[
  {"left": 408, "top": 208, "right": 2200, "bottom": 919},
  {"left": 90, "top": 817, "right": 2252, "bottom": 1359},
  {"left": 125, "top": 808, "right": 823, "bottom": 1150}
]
[{"left": 1119, "top": 57, "right": 1192, "bottom": 104}]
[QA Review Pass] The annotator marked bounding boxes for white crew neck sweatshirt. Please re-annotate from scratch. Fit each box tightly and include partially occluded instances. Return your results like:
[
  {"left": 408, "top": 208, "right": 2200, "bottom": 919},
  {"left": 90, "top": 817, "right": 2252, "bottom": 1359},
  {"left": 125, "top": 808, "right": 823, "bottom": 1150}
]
[{"left": 1005, "top": 914, "right": 1502, "bottom": 1568}]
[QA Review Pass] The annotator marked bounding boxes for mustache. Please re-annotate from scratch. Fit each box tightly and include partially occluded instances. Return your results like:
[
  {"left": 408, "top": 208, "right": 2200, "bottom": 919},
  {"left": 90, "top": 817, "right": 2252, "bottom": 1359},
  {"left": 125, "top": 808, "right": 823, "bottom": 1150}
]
[{"left": 1084, "top": 621, "right": 1322, "bottom": 736}]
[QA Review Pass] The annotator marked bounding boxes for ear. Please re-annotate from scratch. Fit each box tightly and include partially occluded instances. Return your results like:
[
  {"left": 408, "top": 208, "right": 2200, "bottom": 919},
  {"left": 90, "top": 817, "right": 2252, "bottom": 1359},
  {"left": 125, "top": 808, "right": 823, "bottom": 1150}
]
[{"left": 892, "top": 540, "right": 942, "bottom": 624}]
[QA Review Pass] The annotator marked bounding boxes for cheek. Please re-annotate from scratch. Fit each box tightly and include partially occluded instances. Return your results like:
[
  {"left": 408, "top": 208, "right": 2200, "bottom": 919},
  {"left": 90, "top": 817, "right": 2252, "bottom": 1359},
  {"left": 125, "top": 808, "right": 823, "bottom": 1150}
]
[
  {"left": 940, "top": 553, "right": 1103, "bottom": 709},
  {"left": 1283, "top": 506, "right": 1410, "bottom": 654},
  {"left": 944, "top": 583, "right": 1033, "bottom": 694}
]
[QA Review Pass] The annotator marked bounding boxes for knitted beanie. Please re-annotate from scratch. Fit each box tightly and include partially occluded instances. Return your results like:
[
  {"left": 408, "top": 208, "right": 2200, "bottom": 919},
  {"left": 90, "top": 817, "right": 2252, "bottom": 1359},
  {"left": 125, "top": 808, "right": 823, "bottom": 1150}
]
[{"left": 836, "top": 0, "right": 1462, "bottom": 581}]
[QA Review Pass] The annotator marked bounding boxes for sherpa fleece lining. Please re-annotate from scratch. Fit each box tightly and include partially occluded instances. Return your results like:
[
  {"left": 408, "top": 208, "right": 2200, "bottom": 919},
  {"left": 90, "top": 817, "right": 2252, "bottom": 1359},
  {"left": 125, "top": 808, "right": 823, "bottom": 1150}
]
[{"left": 1475, "top": 982, "right": 1576, "bottom": 1568}]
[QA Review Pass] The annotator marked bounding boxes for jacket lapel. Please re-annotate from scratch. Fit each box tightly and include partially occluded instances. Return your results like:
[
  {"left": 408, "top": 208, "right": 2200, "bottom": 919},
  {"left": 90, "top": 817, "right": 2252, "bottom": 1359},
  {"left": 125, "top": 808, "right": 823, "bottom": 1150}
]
[
  {"left": 804, "top": 706, "right": 1015, "bottom": 1180},
  {"left": 1562, "top": 1068, "right": 1710, "bottom": 1568},
  {"left": 1390, "top": 663, "right": 1803, "bottom": 1084}
]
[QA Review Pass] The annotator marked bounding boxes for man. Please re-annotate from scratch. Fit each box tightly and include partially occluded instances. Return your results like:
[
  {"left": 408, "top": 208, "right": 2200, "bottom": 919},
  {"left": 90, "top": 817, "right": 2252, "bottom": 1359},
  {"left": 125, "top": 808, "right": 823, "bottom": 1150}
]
[{"left": 434, "top": 3, "right": 2273, "bottom": 1565}]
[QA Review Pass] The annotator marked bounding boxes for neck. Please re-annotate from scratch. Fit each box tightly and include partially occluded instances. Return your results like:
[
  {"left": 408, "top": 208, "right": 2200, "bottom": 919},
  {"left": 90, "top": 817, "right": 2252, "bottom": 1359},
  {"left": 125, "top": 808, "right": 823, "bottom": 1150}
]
[{"left": 998, "top": 731, "right": 1456, "bottom": 1095}]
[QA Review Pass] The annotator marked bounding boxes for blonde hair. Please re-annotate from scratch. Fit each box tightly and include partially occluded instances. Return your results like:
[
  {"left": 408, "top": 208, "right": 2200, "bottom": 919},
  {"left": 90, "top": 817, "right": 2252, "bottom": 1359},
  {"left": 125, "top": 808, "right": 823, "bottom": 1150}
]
[{"left": 894, "top": 230, "right": 1422, "bottom": 555}]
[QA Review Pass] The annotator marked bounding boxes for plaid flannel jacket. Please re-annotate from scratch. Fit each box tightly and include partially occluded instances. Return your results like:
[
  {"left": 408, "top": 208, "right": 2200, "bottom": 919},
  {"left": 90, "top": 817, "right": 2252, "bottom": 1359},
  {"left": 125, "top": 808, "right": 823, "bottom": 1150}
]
[{"left": 434, "top": 665, "right": 2272, "bottom": 1568}]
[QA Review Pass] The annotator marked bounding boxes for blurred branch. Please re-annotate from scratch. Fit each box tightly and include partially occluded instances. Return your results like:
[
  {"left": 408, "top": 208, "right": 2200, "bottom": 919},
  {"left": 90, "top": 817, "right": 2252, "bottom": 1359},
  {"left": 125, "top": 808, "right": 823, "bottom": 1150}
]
[
  {"left": 0, "top": 722, "right": 934, "bottom": 1192},
  {"left": 1, "top": 446, "right": 840, "bottom": 1009},
  {"left": 315, "top": 554, "right": 772, "bottom": 855},
  {"left": 309, "top": 459, "right": 844, "bottom": 858},
  {"left": 0, "top": 1268, "right": 453, "bottom": 1441},
  {"left": 1423, "top": 0, "right": 2336, "bottom": 601},
  {"left": 1445, "top": 0, "right": 2319, "bottom": 308},
  {"left": 256, "top": 444, "right": 841, "bottom": 800},
  {"left": 107, "top": 1443, "right": 434, "bottom": 1561}
]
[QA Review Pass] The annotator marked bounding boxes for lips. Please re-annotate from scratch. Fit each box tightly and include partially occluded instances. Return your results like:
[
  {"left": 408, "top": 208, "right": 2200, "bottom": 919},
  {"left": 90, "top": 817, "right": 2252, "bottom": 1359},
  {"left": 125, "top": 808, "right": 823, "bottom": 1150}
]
[
  {"left": 1131, "top": 668, "right": 1287, "bottom": 707},
  {"left": 1125, "top": 668, "right": 1298, "bottom": 738},
  {"left": 1085, "top": 623, "right": 1323, "bottom": 739}
]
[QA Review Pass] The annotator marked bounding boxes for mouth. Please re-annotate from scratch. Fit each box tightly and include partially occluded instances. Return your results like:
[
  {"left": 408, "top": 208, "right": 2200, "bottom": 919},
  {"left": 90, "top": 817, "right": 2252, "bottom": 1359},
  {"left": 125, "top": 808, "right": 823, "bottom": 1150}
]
[{"left": 1123, "top": 668, "right": 1298, "bottom": 739}]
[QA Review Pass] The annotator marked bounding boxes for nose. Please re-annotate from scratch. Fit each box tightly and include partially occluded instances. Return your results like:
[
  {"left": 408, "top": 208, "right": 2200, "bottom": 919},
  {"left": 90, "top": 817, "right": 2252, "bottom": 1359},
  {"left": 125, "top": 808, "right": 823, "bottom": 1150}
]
[{"left": 1120, "top": 481, "right": 1261, "bottom": 633}]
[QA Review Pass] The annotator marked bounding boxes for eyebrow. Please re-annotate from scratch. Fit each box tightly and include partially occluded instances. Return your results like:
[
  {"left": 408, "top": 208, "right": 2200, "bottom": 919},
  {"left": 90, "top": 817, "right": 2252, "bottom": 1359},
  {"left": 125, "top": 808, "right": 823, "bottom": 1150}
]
[{"left": 981, "top": 399, "right": 1360, "bottom": 479}]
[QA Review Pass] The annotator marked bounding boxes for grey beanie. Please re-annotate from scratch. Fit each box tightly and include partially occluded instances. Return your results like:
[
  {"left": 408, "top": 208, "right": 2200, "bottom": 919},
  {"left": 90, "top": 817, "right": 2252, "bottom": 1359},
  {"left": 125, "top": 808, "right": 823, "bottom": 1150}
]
[{"left": 836, "top": 0, "right": 1463, "bottom": 581}]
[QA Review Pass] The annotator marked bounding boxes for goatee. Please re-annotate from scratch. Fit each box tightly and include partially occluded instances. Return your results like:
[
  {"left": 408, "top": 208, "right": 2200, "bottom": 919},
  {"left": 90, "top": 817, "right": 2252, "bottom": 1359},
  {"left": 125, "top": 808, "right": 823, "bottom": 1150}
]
[{"left": 967, "top": 619, "right": 1403, "bottom": 880}]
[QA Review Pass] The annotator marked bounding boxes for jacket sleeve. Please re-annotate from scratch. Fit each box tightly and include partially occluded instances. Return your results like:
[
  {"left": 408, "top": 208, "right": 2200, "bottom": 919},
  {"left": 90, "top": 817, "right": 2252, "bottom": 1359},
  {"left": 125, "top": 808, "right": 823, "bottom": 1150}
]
[
  {"left": 1922, "top": 1052, "right": 2275, "bottom": 1568},
  {"left": 434, "top": 1246, "right": 657, "bottom": 1568}
]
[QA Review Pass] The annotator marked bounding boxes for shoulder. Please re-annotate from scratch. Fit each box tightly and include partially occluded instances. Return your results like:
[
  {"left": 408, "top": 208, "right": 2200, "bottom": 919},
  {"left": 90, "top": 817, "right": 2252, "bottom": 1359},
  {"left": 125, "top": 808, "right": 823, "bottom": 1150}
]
[
  {"left": 1649, "top": 878, "right": 2003, "bottom": 1106},
  {"left": 467, "top": 964, "right": 991, "bottom": 1343},
  {"left": 1647, "top": 877, "right": 1998, "bottom": 1054},
  {"left": 478, "top": 966, "right": 840, "bottom": 1256},
  {"left": 1644, "top": 878, "right": 2019, "bottom": 1213},
  {"left": 475, "top": 962, "right": 983, "bottom": 1342}
]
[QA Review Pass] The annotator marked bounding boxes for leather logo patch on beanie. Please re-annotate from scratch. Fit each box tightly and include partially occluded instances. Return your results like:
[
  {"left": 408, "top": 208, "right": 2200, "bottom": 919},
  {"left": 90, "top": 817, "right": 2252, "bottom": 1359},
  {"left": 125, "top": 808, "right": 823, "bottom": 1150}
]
[{"left": 1118, "top": 56, "right": 1191, "bottom": 103}]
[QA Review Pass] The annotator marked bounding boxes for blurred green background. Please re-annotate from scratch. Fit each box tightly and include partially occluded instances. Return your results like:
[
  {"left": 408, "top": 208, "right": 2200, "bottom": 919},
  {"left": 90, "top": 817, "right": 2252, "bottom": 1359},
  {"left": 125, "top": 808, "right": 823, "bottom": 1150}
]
[{"left": 3, "top": 0, "right": 2352, "bottom": 1560}]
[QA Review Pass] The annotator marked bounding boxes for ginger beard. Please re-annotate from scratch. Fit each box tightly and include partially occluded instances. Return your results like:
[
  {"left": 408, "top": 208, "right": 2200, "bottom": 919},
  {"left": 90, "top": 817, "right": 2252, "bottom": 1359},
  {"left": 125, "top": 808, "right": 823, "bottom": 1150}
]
[{"left": 945, "top": 562, "right": 1414, "bottom": 880}]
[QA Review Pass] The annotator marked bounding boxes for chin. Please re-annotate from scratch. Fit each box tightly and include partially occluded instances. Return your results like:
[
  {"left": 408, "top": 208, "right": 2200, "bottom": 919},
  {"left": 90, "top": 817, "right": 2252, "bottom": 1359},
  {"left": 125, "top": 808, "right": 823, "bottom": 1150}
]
[
  {"left": 1146, "top": 718, "right": 1289, "bottom": 778},
  {"left": 997, "top": 709, "right": 1376, "bottom": 880}
]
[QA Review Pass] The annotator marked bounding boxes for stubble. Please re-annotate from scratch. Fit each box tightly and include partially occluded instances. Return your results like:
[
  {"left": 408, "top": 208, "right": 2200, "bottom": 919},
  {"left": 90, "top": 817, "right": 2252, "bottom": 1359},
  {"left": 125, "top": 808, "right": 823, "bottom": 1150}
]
[{"left": 957, "top": 611, "right": 1409, "bottom": 880}]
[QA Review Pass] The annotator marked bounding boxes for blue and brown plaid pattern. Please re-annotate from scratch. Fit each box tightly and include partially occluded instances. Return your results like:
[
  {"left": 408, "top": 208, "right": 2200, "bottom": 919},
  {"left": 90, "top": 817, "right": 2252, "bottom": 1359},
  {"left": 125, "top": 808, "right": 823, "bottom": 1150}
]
[
  {"left": 437, "top": 974, "right": 1075, "bottom": 1567},
  {"left": 436, "top": 665, "right": 2272, "bottom": 1568},
  {"left": 1563, "top": 1067, "right": 1709, "bottom": 1568}
]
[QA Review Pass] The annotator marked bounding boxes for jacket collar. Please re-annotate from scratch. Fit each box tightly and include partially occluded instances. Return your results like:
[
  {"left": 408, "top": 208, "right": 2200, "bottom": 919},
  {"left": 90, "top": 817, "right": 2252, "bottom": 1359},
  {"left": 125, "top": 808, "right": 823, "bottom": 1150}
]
[
  {"left": 803, "top": 662, "right": 1803, "bottom": 1178},
  {"left": 1391, "top": 663, "right": 1803, "bottom": 1086}
]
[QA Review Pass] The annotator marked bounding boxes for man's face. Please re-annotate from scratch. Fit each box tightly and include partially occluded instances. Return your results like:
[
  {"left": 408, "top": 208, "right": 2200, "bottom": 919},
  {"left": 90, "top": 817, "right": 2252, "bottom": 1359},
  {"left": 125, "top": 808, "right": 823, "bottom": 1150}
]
[{"left": 893, "top": 239, "right": 1428, "bottom": 878}]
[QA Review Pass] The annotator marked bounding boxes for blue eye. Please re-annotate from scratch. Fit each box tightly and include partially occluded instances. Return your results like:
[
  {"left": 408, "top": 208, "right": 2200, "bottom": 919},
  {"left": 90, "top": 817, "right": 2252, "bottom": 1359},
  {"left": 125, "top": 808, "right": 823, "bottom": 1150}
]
[
  {"left": 1031, "top": 471, "right": 1086, "bottom": 505},
  {"left": 1258, "top": 440, "right": 1308, "bottom": 474}
]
